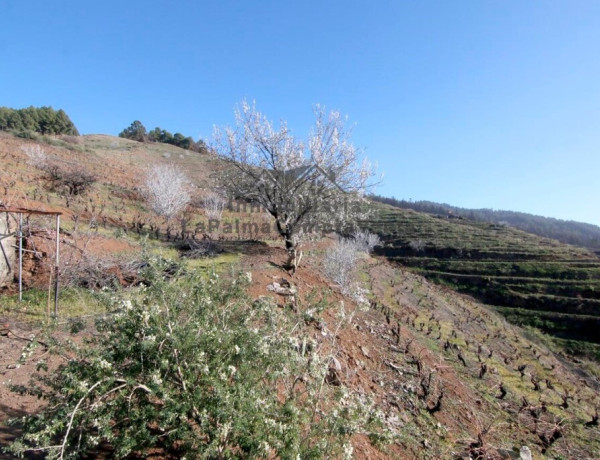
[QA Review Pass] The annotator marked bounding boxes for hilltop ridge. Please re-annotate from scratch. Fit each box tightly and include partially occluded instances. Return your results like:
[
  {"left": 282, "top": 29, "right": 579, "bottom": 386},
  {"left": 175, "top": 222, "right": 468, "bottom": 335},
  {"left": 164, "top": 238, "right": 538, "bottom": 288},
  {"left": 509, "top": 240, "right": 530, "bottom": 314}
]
[{"left": 370, "top": 195, "right": 600, "bottom": 251}]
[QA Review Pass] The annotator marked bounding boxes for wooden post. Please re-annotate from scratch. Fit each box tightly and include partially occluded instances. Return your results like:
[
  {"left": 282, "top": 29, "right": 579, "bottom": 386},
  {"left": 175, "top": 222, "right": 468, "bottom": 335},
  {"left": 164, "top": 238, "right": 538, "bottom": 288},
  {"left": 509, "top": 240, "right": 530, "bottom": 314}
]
[
  {"left": 18, "top": 213, "right": 23, "bottom": 302},
  {"left": 54, "top": 214, "right": 60, "bottom": 318}
]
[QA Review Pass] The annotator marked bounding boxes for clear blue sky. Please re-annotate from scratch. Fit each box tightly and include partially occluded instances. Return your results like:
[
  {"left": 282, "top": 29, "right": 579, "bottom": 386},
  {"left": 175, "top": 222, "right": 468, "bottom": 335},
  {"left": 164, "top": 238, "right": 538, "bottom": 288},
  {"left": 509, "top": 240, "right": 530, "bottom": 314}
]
[{"left": 2, "top": 1, "right": 599, "bottom": 225}]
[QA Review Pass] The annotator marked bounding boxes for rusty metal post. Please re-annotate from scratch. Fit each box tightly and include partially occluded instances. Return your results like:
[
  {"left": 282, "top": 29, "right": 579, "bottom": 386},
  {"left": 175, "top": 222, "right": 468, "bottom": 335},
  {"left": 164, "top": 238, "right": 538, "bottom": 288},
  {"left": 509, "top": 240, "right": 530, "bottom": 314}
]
[{"left": 54, "top": 214, "right": 60, "bottom": 318}]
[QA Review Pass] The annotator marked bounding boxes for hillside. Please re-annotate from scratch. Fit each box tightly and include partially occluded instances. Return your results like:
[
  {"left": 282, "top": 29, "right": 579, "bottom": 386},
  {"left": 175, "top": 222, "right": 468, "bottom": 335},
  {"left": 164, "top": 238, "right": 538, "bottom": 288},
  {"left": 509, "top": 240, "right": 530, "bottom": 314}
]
[
  {"left": 363, "top": 203, "right": 600, "bottom": 359},
  {"left": 0, "top": 131, "right": 228, "bottom": 241},
  {"left": 1, "top": 132, "right": 600, "bottom": 458},
  {"left": 2, "top": 131, "right": 598, "bottom": 356},
  {"left": 370, "top": 195, "right": 600, "bottom": 251}
]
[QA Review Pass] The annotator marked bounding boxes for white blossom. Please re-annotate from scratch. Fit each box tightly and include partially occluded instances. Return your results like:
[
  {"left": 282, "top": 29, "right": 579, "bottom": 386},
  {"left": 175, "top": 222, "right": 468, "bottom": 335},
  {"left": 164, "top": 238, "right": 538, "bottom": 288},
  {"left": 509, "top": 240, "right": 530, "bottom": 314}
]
[
  {"left": 214, "top": 101, "right": 377, "bottom": 270},
  {"left": 21, "top": 144, "right": 48, "bottom": 168},
  {"left": 143, "top": 164, "right": 191, "bottom": 220}
]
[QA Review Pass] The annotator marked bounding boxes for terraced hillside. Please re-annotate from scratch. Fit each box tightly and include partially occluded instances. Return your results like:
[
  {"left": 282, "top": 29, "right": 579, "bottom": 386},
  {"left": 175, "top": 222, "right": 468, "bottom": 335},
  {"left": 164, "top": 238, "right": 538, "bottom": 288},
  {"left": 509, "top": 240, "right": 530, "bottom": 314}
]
[
  {"left": 365, "top": 203, "right": 600, "bottom": 358},
  {"left": 3, "top": 130, "right": 599, "bottom": 359},
  {"left": 2, "top": 132, "right": 600, "bottom": 458}
]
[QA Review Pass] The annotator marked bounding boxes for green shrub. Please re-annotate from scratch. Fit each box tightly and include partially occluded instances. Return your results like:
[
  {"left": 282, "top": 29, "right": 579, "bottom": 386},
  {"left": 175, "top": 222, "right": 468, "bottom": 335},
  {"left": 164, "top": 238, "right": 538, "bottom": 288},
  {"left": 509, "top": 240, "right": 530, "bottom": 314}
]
[
  {"left": 12, "top": 128, "right": 40, "bottom": 140},
  {"left": 6, "top": 258, "right": 385, "bottom": 459}
]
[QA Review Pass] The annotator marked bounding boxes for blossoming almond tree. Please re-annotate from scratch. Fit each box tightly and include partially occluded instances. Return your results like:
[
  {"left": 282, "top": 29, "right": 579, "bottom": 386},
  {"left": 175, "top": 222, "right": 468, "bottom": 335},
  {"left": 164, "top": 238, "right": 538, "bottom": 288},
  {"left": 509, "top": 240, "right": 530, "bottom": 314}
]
[
  {"left": 214, "top": 101, "right": 375, "bottom": 272},
  {"left": 143, "top": 164, "right": 191, "bottom": 221}
]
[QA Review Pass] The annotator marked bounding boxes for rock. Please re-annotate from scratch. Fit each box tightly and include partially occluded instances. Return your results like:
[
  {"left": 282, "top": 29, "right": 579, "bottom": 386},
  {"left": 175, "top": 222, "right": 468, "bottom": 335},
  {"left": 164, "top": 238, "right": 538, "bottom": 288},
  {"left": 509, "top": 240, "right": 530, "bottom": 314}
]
[
  {"left": 386, "top": 414, "right": 402, "bottom": 428},
  {"left": 330, "top": 356, "right": 342, "bottom": 371},
  {"left": 267, "top": 277, "right": 297, "bottom": 296},
  {"left": 520, "top": 446, "right": 532, "bottom": 460},
  {"left": 272, "top": 276, "right": 290, "bottom": 287}
]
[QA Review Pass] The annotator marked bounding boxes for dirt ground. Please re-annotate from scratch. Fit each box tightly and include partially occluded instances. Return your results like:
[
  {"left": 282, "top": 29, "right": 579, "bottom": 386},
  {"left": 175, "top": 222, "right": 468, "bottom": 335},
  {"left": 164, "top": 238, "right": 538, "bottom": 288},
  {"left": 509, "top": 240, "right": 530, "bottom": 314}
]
[
  {"left": 0, "top": 320, "right": 49, "bottom": 458},
  {"left": 1, "top": 239, "right": 600, "bottom": 459}
]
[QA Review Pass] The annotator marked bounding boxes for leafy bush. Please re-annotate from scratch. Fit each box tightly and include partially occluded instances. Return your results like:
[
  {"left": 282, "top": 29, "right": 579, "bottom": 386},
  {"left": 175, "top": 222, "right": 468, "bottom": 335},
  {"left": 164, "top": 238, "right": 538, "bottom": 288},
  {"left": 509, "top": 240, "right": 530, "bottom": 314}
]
[
  {"left": 7, "top": 258, "right": 385, "bottom": 459},
  {"left": 13, "top": 129, "right": 40, "bottom": 140}
]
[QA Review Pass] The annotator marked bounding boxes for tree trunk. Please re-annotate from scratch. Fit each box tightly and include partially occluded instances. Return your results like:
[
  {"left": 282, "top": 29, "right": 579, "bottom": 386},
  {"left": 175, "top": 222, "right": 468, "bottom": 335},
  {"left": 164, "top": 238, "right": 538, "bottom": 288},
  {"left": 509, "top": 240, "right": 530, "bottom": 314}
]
[{"left": 283, "top": 233, "right": 302, "bottom": 274}]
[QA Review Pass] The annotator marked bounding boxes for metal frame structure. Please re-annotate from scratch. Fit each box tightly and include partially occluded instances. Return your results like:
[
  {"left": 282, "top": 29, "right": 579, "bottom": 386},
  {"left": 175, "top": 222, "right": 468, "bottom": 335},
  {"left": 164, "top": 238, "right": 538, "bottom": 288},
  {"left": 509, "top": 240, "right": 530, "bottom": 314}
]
[{"left": 0, "top": 207, "right": 62, "bottom": 318}]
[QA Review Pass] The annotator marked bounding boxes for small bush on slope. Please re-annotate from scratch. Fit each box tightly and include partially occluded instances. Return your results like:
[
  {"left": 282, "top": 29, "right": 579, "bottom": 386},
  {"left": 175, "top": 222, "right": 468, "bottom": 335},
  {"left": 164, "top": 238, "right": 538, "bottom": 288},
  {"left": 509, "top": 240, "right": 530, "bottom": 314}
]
[
  {"left": 324, "top": 232, "right": 379, "bottom": 298},
  {"left": 6, "top": 257, "right": 385, "bottom": 459}
]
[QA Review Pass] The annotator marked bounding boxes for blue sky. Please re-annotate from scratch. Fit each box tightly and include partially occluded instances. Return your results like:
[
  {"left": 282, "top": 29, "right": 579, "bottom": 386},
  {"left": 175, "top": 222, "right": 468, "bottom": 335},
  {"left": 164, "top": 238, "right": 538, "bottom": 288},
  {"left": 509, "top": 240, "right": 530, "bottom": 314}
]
[{"left": 1, "top": 1, "right": 599, "bottom": 225}]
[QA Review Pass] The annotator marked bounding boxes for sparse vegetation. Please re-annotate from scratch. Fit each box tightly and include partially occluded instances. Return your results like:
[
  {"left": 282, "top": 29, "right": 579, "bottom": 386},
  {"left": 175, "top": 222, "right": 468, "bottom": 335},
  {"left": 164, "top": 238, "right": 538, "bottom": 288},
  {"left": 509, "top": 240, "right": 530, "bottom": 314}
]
[
  {"left": 21, "top": 144, "right": 96, "bottom": 198},
  {"left": 42, "top": 164, "right": 97, "bottom": 197}
]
